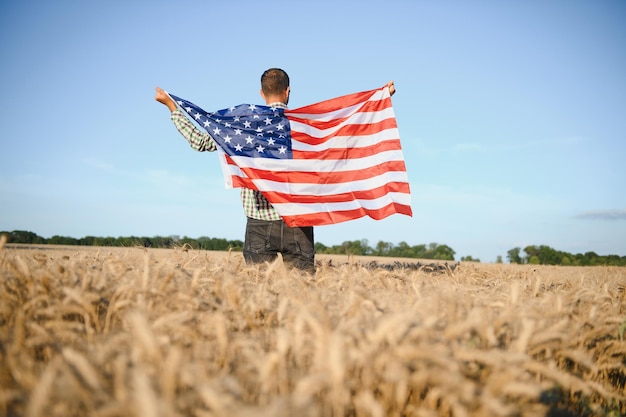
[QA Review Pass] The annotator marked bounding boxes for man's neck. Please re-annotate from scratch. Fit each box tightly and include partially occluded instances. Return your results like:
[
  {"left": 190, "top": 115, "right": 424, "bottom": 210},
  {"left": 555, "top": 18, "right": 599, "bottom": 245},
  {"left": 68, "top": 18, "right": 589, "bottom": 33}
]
[{"left": 267, "top": 101, "right": 287, "bottom": 109}]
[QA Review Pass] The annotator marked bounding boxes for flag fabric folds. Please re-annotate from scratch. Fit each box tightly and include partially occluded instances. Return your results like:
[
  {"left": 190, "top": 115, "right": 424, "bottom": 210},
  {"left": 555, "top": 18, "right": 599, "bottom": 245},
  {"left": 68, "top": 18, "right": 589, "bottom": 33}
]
[{"left": 169, "top": 86, "right": 412, "bottom": 227}]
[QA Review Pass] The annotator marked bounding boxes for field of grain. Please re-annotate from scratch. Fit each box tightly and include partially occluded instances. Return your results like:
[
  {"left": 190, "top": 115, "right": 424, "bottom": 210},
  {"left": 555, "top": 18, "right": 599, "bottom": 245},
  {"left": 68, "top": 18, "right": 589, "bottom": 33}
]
[{"left": 1, "top": 242, "right": 624, "bottom": 417}]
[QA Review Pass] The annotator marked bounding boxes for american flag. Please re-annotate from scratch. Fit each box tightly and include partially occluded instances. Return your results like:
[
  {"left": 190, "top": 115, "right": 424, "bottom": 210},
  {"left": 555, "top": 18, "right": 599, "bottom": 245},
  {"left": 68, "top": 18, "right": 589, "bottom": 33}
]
[{"left": 169, "top": 86, "right": 412, "bottom": 227}]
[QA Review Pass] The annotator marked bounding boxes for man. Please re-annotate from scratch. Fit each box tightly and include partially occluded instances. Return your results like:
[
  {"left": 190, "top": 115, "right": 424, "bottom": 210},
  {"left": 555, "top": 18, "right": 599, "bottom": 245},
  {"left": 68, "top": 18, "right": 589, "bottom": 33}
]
[
  {"left": 155, "top": 68, "right": 317, "bottom": 273},
  {"left": 155, "top": 69, "right": 396, "bottom": 274}
]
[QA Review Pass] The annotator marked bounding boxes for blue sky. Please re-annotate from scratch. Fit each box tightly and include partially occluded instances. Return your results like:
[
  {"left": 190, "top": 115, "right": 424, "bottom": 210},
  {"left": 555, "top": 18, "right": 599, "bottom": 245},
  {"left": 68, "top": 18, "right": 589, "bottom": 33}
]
[{"left": 1, "top": 1, "right": 625, "bottom": 262}]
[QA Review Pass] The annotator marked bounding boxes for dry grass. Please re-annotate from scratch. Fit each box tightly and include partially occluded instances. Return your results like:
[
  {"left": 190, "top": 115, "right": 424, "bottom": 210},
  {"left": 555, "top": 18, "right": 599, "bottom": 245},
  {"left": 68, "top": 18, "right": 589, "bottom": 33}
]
[{"left": 0, "top": 244, "right": 624, "bottom": 417}]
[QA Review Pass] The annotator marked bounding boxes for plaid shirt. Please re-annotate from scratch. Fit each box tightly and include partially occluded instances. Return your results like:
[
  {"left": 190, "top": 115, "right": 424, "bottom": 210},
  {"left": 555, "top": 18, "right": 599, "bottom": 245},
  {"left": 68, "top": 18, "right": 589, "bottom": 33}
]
[{"left": 171, "top": 106, "right": 283, "bottom": 221}]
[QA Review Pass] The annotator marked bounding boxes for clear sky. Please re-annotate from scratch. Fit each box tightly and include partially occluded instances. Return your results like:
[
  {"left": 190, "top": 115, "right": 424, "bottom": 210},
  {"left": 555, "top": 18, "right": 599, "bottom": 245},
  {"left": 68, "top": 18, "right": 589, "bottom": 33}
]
[{"left": 1, "top": 1, "right": 625, "bottom": 262}]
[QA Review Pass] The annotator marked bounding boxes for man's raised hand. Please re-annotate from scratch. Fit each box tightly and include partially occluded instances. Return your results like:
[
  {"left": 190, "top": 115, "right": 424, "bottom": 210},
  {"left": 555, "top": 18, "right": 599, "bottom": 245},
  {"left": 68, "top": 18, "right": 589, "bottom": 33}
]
[{"left": 155, "top": 87, "right": 177, "bottom": 112}]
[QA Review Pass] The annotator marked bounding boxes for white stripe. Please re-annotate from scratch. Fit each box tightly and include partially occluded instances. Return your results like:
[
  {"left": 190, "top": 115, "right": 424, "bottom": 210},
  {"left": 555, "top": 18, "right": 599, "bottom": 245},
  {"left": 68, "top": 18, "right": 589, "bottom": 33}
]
[
  {"left": 271, "top": 192, "right": 412, "bottom": 216},
  {"left": 229, "top": 149, "right": 407, "bottom": 173},
  {"left": 223, "top": 162, "right": 246, "bottom": 181},
  {"left": 251, "top": 170, "right": 410, "bottom": 196},
  {"left": 217, "top": 147, "right": 236, "bottom": 188}
]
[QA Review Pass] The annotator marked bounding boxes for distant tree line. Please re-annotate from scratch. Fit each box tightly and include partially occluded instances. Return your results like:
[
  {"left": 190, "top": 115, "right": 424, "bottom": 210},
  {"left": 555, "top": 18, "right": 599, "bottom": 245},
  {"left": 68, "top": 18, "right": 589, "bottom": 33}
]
[
  {"left": 2, "top": 231, "right": 455, "bottom": 261},
  {"left": 2, "top": 230, "right": 625, "bottom": 265},
  {"left": 0, "top": 231, "right": 457, "bottom": 261},
  {"left": 507, "top": 245, "right": 626, "bottom": 266},
  {"left": 1, "top": 230, "right": 243, "bottom": 252},
  {"left": 315, "top": 239, "right": 457, "bottom": 261}
]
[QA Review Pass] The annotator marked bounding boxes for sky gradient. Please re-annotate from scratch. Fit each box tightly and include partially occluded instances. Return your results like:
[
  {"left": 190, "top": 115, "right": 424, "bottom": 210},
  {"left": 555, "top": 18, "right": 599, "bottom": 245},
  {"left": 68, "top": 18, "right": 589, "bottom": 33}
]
[{"left": 1, "top": 1, "right": 625, "bottom": 262}]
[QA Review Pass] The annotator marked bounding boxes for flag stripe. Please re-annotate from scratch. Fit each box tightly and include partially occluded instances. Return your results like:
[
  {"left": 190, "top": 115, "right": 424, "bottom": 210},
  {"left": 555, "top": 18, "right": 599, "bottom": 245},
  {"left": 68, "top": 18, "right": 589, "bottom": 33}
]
[
  {"left": 226, "top": 159, "right": 408, "bottom": 187},
  {"left": 231, "top": 169, "right": 409, "bottom": 200},
  {"left": 291, "top": 127, "right": 399, "bottom": 152},
  {"left": 290, "top": 116, "right": 398, "bottom": 147},
  {"left": 287, "top": 102, "right": 395, "bottom": 132},
  {"left": 293, "top": 138, "right": 403, "bottom": 160},
  {"left": 286, "top": 88, "right": 389, "bottom": 116},
  {"left": 278, "top": 202, "right": 414, "bottom": 227},
  {"left": 273, "top": 192, "right": 412, "bottom": 215},
  {"left": 259, "top": 182, "right": 411, "bottom": 204},
  {"left": 226, "top": 149, "right": 408, "bottom": 173}
]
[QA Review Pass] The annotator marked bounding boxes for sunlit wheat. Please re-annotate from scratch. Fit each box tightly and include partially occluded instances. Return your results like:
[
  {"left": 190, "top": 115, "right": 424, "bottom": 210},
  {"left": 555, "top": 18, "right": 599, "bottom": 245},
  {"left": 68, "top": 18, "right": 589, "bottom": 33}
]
[{"left": 0, "top": 244, "right": 624, "bottom": 416}]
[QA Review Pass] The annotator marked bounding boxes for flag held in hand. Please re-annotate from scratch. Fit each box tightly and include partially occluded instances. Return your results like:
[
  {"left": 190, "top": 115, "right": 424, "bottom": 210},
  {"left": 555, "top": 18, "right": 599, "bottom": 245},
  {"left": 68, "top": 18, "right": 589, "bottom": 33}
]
[{"left": 169, "top": 86, "right": 412, "bottom": 227}]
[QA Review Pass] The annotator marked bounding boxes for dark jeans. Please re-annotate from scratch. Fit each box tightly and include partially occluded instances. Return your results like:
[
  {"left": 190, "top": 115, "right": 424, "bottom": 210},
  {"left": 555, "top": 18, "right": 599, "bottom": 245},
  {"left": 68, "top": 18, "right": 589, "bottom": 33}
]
[{"left": 243, "top": 217, "right": 315, "bottom": 274}]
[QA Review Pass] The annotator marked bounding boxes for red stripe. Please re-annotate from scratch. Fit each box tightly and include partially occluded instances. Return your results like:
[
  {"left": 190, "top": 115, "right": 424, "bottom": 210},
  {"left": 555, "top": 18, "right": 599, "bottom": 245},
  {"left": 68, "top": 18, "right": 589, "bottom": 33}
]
[
  {"left": 293, "top": 139, "right": 402, "bottom": 160},
  {"left": 281, "top": 202, "right": 414, "bottom": 227},
  {"left": 231, "top": 175, "right": 256, "bottom": 190},
  {"left": 285, "top": 88, "right": 380, "bottom": 115},
  {"left": 262, "top": 182, "right": 411, "bottom": 204},
  {"left": 230, "top": 160, "right": 408, "bottom": 185}
]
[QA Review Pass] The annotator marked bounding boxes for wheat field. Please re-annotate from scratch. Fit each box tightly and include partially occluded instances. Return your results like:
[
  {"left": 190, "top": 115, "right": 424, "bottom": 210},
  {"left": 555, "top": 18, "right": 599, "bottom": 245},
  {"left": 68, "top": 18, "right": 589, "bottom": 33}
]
[{"left": 0, "top": 241, "right": 624, "bottom": 417}]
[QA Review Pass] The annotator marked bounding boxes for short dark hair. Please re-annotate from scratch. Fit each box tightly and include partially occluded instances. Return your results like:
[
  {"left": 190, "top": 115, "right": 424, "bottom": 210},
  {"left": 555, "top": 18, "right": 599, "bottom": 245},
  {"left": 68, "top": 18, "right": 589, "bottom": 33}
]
[{"left": 261, "top": 68, "right": 290, "bottom": 96}]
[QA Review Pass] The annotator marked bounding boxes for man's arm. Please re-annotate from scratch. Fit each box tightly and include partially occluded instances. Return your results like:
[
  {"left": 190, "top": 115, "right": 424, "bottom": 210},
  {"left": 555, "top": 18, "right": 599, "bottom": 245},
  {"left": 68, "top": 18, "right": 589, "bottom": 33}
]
[
  {"left": 155, "top": 86, "right": 178, "bottom": 112},
  {"left": 155, "top": 86, "right": 217, "bottom": 152}
]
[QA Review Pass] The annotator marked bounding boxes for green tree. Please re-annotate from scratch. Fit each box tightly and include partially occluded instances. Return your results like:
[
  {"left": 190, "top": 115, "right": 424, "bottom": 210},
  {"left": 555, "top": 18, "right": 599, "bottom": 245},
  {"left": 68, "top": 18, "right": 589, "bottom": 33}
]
[
  {"left": 535, "top": 245, "right": 560, "bottom": 265},
  {"left": 528, "top": 256, "right": 540, "bottom": 265},
  {"left": 80, "top": 236, "right": 96, "bottom": 246},
  {"left": 605, "top": 254, "right": 622, "bottom": 266},
  {"left": 391, "top": 241, "right": 414, "bottom": 258},
  {"left": 460, "top": 255, "right": 480, "bottom": 262},
  {"left": 583, "top": 251, "right": 599, "bottom": 266},
  {"left": 3, "top": 230, "right": 45, "bottom": 244},
  {"left": 48, "top": 235, "right": 78, "bottom": 245},
  {"left": 411, "top": 244, "right": 427, "bottom": 259},
  {"left": 374, "top": 240, "right": 393, "bottom": 256},
  {"left": 314, "top": 242, "right": 328, "bottom": 253},
  {"left": 523, "top": 245, "right": 539, "bottom": 263},
  {"left": 339, "top": 239, "right": 370, "bottom": 256},
  {"left": 507, "top": 247, "right": 522, "bottom": 264},
  {"left": 433, "top": 244, "right": 455, "bottom": 261},
  {"left": 101, "top": 236, "right": 111, "bottom": 246}
]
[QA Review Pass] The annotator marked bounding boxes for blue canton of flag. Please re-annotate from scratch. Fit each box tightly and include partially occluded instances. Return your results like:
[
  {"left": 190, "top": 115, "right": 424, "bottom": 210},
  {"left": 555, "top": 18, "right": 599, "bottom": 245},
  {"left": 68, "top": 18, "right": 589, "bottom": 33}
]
[{"left": 168, "top": 94, "right": 293, "bottom": 159}]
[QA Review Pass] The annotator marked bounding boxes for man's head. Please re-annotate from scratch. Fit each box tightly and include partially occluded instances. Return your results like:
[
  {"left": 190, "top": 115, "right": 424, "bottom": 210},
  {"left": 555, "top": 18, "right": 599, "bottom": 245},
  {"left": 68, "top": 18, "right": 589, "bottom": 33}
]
[{"left": 260, "top": 68, "right": 290, "bottom": 105}]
